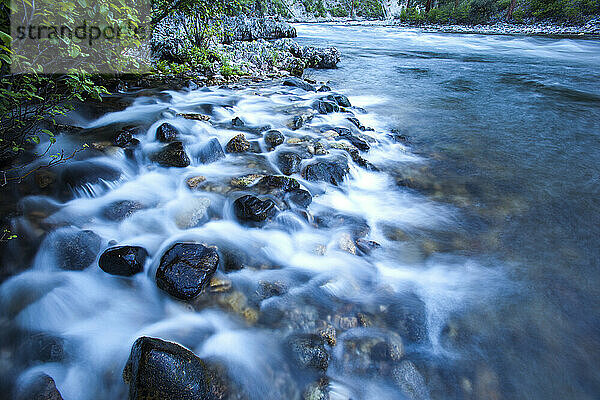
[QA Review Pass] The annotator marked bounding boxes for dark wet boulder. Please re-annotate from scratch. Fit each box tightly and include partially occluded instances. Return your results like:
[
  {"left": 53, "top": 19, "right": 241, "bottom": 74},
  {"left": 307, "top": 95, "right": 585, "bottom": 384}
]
[
  {"left": 313, "top": 99, "right": 339, "bottom": 114},
  {"left": 156, "top": 243, "right": 219, "bottom": 301},
  {"left": 151, "top": 141, "right": 191, "bottom": 168},
  {"left": 356, "top": 239, "right": 381, "bottom": 255},
  {"left": 276, "top": 151, "right": 302, "bottom": 176},
  {"left": 16, "top": 374, "right": 64, "bottom": 400},
  {"left": 99, "top": 246, "right": 148, "bottom": 276},
  {"left": 384, "top": 292, "right": 428, "bottom": 343},
  {"left": 283, "top": 77, "right": 316, "bottom": 92},
  {"left": 287, "top": 115, "right": 304, "bottom": 130},
  {"left": 314, "top": 213, "right": 370, "bottom": 239},
  {"left": 317, "top": 85, "right": 331, "bottom": 92},
  {"left": 113, "top": 126, "right": 141, "bottom": 148},
  {"left": 61, "top": 161, "right": 122, "bottom": 189},
  {"left": 286, "top": 188, "right": 312, "bottom": 208},
  {"left": 302, "top": 158, "right": 349, "bottom": 186},
  {"left": 287, "top": 333, "right": 329, "bottom": 372},
  {"left": 197, "top": 138, "right": 225, "bottom": 164},
  {"left": 256, "top": 175, "right": 300, "bottom": 193},
  {"left": 123, "top": 336, "right": 227, "bottom": 400},
  {"left": 231, "top": 116, "right": 245, "bottom": 127},
  {"left": 53, "top": 228, "right": 102, "bottom": 271},
  {"left": 332, "top": 128, "right": 370, "bottom": 151},
  {"left": 102, "top": 200, "right": 145, "bottom": 221},
  {"left": 225, "top": 134, "right": 251, "bottom": 153},
  {"left": 156, "top": 122, "right": 179, "bottom": 143},
  {"left": 234, "top": 195, "right": 278, "bottom": 223},
  {"left": 327, "top": 94, "right": 351, "bottom": 108},
  {"left": 264, "top": 129, "right": 285, "bottom": 149}
]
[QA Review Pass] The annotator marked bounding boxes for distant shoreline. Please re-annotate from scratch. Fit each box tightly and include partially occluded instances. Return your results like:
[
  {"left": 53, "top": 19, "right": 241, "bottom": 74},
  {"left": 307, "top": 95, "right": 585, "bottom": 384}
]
[{"left": 291, "top": 18, "right": 600, "bottom": 38}]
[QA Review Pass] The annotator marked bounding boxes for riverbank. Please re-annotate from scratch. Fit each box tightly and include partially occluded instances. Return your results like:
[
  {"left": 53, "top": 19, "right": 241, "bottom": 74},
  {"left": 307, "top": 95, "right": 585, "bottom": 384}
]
[{"left": 290, "top": 17, "right": 600, "bottom": 37}]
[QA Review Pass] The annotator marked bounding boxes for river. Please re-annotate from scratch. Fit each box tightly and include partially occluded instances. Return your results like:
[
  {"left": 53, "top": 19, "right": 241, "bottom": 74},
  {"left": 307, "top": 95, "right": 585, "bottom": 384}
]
[{"left": 1, "top": 24, "right": 599, "bottom": 400}]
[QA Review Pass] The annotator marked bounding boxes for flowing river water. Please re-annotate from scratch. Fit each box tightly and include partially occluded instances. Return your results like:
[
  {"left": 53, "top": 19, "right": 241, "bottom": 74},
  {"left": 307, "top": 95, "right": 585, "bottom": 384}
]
[{"left": 1, "top": 24, "right": 600, "bottom": 399}]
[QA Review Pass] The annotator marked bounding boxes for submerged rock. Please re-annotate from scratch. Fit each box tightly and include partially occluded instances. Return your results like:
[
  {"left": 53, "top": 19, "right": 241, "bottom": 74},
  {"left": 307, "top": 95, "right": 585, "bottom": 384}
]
[
  {"left": 156, "top": 243, "right": 219, "bottom": 300},
  {"left": 264, "top": 129, "right": 285, "bottom": 149},
  {"left": 277, "top": 151, "right": 302, "bottom": 175},
  {"left": 174, "top": 197, "right": 211, "bottom": 228},
  {"left": 16, "top": 374, "right": 64, "bottom": 400},
  {"left": 234, "top": 195, "right": 278, "bottom": 223},
  {"left": 61, "top": 161, "right": 122, "bottom": 189},
  {"left": 156, "top": 122, "right": 179, "bottom": 143},
  {"left": 123, "top": 336, "right": 227, "bottom": 400},
  {"left": 99, "top": 245, "right": 148, "bottom": 276},
  {"left": 287, "top": 115, "right": 304, "bottom": 130},
  {"left": 54, "top": 228, "right": 102, "bottom": 271},
  {"left": 255, "top": 175, "right": 300, "bottom": 193},
  {"left": 283, "top": 77, "right": 316, "bottom": 92},
  {"left": 225, "top": 134, "right": 251, "bottom": 153},
  {"left": 302, "top": 158, "right": 349, "bottom": 186},
  {"left": 384, "top": 292, "right": 428, "bottom": 343},
  {"left": 151, "top": 141, "right": 191, "bottom": 168},
  {"left": 196, "top": 138, "right": 225, "bottom": 164},
  {"left": 287, "top": 333, "right": 330, "bottom": 372},
  {"left": 102, "top": 200, "right": 145, "bottom": 221},
  {"left": 392, "top": 361, "right": 430, "bottom": 400},
  {"left": 286, "top": 188, "right": 313, "bottom": 208}
]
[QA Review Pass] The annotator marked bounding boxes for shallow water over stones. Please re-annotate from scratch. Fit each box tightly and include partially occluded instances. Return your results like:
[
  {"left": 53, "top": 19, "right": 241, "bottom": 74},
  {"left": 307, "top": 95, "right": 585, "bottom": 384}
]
[{"left": 0, "top": 77, "right": 509, "bottom": 399}]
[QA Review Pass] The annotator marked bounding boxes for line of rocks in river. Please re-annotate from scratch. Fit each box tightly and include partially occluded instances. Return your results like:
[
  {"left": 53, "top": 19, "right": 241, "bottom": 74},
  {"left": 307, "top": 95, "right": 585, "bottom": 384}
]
[{"left": 14, "top": 76, "right": 435, "bottom": 400}]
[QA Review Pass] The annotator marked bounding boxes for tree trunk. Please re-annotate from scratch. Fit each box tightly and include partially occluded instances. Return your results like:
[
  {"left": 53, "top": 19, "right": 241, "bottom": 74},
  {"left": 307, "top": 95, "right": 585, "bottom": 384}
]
[
  {"left": 506, "top": 0, "right": 517, "bottom": 19},
  {"left": 425, "top": 0, "right": 433, "bottom": 13},
  {"left": 255, "top": 0, "right": 263, "bottom": 17}
]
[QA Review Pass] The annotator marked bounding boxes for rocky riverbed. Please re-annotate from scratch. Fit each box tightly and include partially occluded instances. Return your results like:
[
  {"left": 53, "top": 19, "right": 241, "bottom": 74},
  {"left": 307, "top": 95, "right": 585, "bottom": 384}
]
[{"left": 0, "top": 70, "right": 505, "bottom": 399}]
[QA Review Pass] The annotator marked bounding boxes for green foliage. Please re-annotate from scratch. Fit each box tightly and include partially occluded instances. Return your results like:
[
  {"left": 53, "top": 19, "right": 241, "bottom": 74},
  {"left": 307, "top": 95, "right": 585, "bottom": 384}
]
[
  {"left": 530, "top": 0, "right": 600, "bottom": 21},
  {"left": 329, "top": 6, "right": 350, "bottom": 17},
  {"left": 302, "top": 0, "right": 327, "bottom": 17},
  {"left": 354, "top": 0, "right": 385, "bottom": 18}
]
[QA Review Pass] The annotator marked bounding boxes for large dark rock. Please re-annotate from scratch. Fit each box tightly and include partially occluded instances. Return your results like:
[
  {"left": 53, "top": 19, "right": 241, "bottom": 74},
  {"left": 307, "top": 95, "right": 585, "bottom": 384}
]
[
  {"left": 61, "top": 161, "right": 122, "bottom": 188},
  {"left": 102, "top": 200, "right": 145, "bottom": 221},
  {"left": 255, "top": 175, "right": 300, "bottom": 193},
  {"left": 156, "top": 243, "right": 219, "bottom": 301},
  {"left": 264, "top": 129, "right": 284, "bottom": 149},
  {"left": 327, "top": 94, "right": 351, "bottom": 108},
  {"left": 283, "top": 77, "right": 316, "bottom": 92},
  {"left": 313, "top": 99, "right": 339, "bottom": 114},
  {"left": 99, "top": 246, "right": 148, "bottom": 276},
  {"left": 302, "top": 158, "right": 349, "bottom": 186},
  {"left": 156, "top": 123, "right": 179, "bottom": 143},
  {"left": 53, "top": 228, "right": 102, "bottom": 271},
  {"left": 113, "top": 126, "right": 141, "bottom": 148},
  {"left": 333, "top": 128, "right": 370, "bottom": 151},
  {"left": 123, "top": 336, "right": 226, "bottom": 400},
  {"left": 151, "top": 141, "right": 191, "bottom": 168},
  {"left": 16, "top": 374, "right": 64, "bottom": 400},
  {"left": 233, "top": 195, "right": 278, "bottom": 223},
  {"left": 276, "top": 151, "right": 302, "bottom": 176},
  {"left": 225, "top": 134, "right": 251, "bottom": 153},
  {"left": 286, "top": 189, "right": 312, "bottom": 208},
  {"left": 287, "top": 333, "right": 329, "bottom": 372},
  {"left": 196, "top": 138, "right": 225, "bottom": 164}
]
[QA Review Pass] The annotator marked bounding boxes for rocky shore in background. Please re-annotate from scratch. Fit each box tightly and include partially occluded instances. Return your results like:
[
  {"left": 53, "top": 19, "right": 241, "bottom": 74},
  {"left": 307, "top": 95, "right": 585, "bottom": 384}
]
[
  {"left": 291, "top": 17, "right": 600, "bottom": 36},
  {"left": 151, "top": 15, "right": 340, "bottom": 79}
]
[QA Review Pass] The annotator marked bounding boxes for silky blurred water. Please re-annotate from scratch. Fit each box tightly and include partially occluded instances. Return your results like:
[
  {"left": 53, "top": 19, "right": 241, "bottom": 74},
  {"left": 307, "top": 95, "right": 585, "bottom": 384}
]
[{"left": 296, "top": 23, "right": 600, "bottom": 399}]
